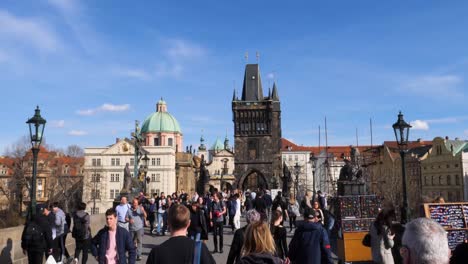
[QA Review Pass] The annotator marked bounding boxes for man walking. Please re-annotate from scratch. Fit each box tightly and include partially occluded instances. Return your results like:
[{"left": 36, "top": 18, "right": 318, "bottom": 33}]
[
  {"left": 147, "top": 204, "right": 215, "bottom": 264},
  {"left": 126, "top": 198, "right": 146, "bottom": 261},
  {"left": 288, "top": 209, "right": 333, "bottom": 264},
  {"left": 91, "top": 208, "right": 136, "bottom": 264},
  {"left": 72, "top": 202, "right": 91, "bottom": 264},
  {"left": 51, "top": 202, "right": 69, "bottom": 263},
  {"left": 116, "top": 196, "right": 131, "bottom": 231},
  {"left": 157, "top": 192, "right": 167, "bottom": 235},
  {"left": 210, "top": 192, "right": 226, "bottom": 253},
  {"left": 21, "top": 204, "right": 53, "bottom": 264}
]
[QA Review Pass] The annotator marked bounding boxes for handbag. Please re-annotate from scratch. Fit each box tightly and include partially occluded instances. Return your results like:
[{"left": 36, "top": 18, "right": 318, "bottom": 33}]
[{"left": 362, "top": 233, "right": 371, "bottom": 247}]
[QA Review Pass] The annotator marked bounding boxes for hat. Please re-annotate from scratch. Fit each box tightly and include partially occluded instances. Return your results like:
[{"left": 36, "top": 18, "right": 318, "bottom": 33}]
[{"left": 36, "top": 204, "right": 48, "bottom": 214}]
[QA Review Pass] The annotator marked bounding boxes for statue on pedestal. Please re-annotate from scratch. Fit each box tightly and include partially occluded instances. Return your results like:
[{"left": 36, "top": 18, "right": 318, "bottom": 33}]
[
  {"left": 281, "top": 162, "right": 292, "bottom": 197},
  {"left": 122, "top": 163, "right": 132, "bottom": 193},
  {"left": 193, "top": 154, "right": 211, "bottom": 195}
]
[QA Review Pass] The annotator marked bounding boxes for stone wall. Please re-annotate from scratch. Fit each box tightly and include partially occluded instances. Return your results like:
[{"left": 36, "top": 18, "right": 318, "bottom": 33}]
[{"left": 0, "top": 213, "right": 106, "bottom": 264}]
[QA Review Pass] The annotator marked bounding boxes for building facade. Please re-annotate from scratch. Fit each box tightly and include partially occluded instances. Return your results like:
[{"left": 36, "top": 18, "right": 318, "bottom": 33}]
[
  {"left": 421, "top": 137, "right": 466, "bottom": 202},
  {"left": 232, "top": 64, "right": 282, "bottom": 191}
]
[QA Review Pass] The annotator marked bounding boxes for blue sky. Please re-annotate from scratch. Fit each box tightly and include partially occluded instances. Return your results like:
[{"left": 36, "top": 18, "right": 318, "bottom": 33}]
[{"left": 1, "top": 0, "right": 468, "bottom": 153}]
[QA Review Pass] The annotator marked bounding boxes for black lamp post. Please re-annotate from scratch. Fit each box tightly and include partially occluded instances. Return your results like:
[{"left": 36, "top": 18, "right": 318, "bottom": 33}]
[
  {"left": 392, "top": 111, "right": 412, "bottom": 224},
  {"left": 294, "top": 162, "right": 301, "bottom": 200},
  {"left": 310, "top": 153, "right": 318, "bottom": 199},
  {"left": 26, "top": 106, "right": 46, "bottom": 220},
  {"left": 142, "top": 154, "right": 150, "bottom": 195}
]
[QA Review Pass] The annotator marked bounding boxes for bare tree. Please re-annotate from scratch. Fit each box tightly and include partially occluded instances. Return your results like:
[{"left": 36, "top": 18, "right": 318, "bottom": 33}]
[{"left": 66, "top": 145, "right": 84, "bottom": 157}]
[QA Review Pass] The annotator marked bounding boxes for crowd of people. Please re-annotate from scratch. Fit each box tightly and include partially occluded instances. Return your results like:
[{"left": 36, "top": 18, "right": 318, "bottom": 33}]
[{"left": 19, "top": 188, "right": 468, "bottom": 264}]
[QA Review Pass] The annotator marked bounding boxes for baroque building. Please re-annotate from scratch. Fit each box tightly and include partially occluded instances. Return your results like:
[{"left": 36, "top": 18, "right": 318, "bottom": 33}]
[
  {"left": 83, "top": 99, "right": 180, "bottom": 213},
  {"left": 421, "top": 137, "right": 467, "bottom": 202},
  {"left": 232, "top": 64, "right": 282, "bottom": 190}
]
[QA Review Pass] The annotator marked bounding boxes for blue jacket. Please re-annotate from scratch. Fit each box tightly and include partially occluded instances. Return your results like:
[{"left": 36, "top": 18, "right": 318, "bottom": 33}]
[
  {"left": 288, "top": 221, "right": 333, "bottom": 264},
  {"left": 92, "top": 226, "right": 136, "bottom": 264}
]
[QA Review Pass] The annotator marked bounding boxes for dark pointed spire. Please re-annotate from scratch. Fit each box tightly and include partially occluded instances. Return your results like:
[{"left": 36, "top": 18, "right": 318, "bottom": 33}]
[
  {"left": 241, "top": 64, "right": 264, "bottom": 101},
  {"left": 268, "top": 87, "right": 271, "bottom": 99},
  {"left": 232, "top": 89, "right": 236, "bottom": 101},
  {"left": 271, "top": 82, "right": 279, "bottom": 101}
]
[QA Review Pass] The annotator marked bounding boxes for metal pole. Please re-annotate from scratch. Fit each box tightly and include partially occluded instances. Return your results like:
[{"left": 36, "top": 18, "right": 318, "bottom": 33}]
[
  {"left": 29, "top": 147, "right": 39, "bottom": 221},
  {"left": 312, "top": 166, "right": 316, "bottom": 200},
  {"left": 400, "top": 150, "right": 410, "bottom": 224},
  {"left": 93, "top": 171, "right": 97, "bottom": 214}
]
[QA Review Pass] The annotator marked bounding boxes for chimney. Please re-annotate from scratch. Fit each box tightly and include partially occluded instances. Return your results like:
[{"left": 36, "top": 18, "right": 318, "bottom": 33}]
[
  {"left": 116, "top": 138, "right": 120, "bottom": 143},
  {"left": 445, "top": 136, "right": 449, "bottom": 140},
  {"left": 417, "top": 138, "right": 422, "bottom": 142}
]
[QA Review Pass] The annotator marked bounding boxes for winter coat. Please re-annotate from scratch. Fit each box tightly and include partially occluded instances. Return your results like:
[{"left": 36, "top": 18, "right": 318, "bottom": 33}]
[
  {"left": 370, "top": 222, "right": 394, "bottom": 264},
  {"left": 288, "top": 221, "right": 333, "bottom": 264},
  {"left": 91, "top": 226, "right": 136, "bottom": 264}
]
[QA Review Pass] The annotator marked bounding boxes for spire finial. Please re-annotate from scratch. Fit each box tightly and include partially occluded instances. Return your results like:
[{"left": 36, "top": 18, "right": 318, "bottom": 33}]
[
  {"left": 244, "top": 51, "right": 248, "bottom": 63},
  {"left": 256, "top": 51, "right": 260, "bottom": 63}
]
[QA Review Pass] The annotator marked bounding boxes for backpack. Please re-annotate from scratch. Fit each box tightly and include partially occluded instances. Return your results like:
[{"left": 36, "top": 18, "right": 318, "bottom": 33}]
[
  {"left": 22, "top": 221, "right": 44, "bottom": 248},
  {"left": 72, "top": 213, "right": 88, "bottom": 240},
  {"left": 229, "top": 200, "right": 237, "bottom": 216}
]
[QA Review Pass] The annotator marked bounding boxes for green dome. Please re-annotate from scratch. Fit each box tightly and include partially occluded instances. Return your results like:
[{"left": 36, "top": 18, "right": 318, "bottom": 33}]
[
  {"left": 211, "top": 138, "right": 224, "bottom": 151},
  {"left": 141, "top": 112, "right": 181, "bottom": 134}
]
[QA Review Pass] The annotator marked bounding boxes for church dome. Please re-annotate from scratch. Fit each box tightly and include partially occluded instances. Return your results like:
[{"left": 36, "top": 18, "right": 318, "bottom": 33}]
[
  {"left": 211, "top": 138, "right": 224, "bottom": 151},
  {"left": 141, "top": 99, "right": 182, "bottom": 134}
]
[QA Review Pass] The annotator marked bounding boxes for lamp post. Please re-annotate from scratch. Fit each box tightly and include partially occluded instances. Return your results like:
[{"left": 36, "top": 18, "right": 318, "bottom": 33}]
[
  {"left": 293, "top": 162, "right": 301, "bottom": 200},
  {"left": 142, "top": 154, "right": 150, "bottom": 195},
  {"left": 392, "top": 111, "right": 412, "bottom": 224},
  {"left": 310, "top": 153, "right": 317, "bottom": 199},
  {"left": 26, "top": 106, "right": 46, "bottom": 220}
]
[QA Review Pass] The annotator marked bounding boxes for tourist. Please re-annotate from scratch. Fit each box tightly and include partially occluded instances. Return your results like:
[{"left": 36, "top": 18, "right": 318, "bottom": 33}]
[
  {"left": 147, "top": 198, "right": 157, "bottom": 235},
  {"left": 91, "top": 208, "right": 136, "bottom": 264},
  {"left": 126, "top": 198, "right": 146, "bottom": 261},
  {"left": 50, "top": 202, "right": 69, "bottom": 263},
  {"left": 21, "top": 204, "right": 53, "bottom": 264},
  {"left": 116, "top": 196, "right": 131, "bottom": 231},
  {"left": 147, "top": 204, "right": 215, "bottom": 264},
  {"left": 210, "top": 192, "right": 226, "bottom": 253},
  {"left": 400, "top": 217, "right": 450, "bottom": 264},
  {"left": 288, "top": 209, "right": 333, "bottom": 264},
  {"left": 239, "top": 221, "right": 284, "bottom": 264},
  {"left": 72, "top": 202, "right": 91, "bottom": 264},
  {"left": 370, "top": 208, "right": 395, "bottom": 264},
  {"left": 270, "top": 210, "right": 288, "bottom": 260},
  {"left": 227, "top": 209, "right": 261, "bottom": 264},
  {"left": 188, "top": 201, "right": 208, "bottom": 242},
  {"left": 312, "top": 200, "right": 325, "bottom": 226},
  {"left": 287, "top": 194, "right": 300, "bottom": 233}
]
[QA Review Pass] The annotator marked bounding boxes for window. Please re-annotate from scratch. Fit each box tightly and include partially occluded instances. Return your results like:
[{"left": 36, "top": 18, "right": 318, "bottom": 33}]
[
  {"left": 37, "top": 179, "right": 42, "bottom": 187},
  {"left": 151, "top": 158, "right": 156, "bottom": 166},
  {"left": 168, "top": 138, "right": 173, "bottom": 146},
  {"left": 91, "top": 190, "right": 100, "bottom": 199},
  {"left": 157, "top": 158, "right": 161, "bottom": 166},
  {"left": 154, "top": 138, "right": 160, "bottom": 146},
  {"left": 151, "top": 173, "right": 156, "bottom": 182},
  {"left": 116, "top": 158, "right": 120, "bottom": 166},
  {"left": 110, "top": 189, "right": 120, "bottom": 199},
  {"left": 447, "top": 175, "right": 451, "bottom": 185},
  {"left": 288, "top": 155, "right": 292, "bottom": 161},
  {"left": 156, "top": 189, "right": 160, "bottom": 195},
  {"left": 110, "top": 189, "right": 114, "bottom": 199},
  {"left": 130, "top": 158, "right": 134, "bottom": 166},
  {"left": 92, "top": 158, "right": 97, "bottom": 166},
  {"left": 110, "top": 174, "right": 115, "bottom": 182},
  {"left": 96, "top": 159, "right": 101, "bottom": 166},
  {"left": 150, "top": 189, "right": 155, "bottom": 195},
  {"left": 455, "top": 164, "right": 459, "bottom": 168},
  {"left": 91, "top": 174, "right": 101, "bottom": 182},
  {"left": 111, "top": 158, "right": 116, "bottom": 166},
  {"left": 455, "top": 175, "right": 460, "bottom": 185},
  {"left": 116, "top": 174, "right": 120, "bottom": 182},
  {"left": 282, "top": 156, "right": 286, "bottom": 162},
  {"left": 91, "top": 207, "right": 99, "bottom": 214},
  {"left": 37, "top": 189, "right": 43, "bottom": 198},
  {"left": 156, "top": 174, "right": 161, "bottom": 182}
]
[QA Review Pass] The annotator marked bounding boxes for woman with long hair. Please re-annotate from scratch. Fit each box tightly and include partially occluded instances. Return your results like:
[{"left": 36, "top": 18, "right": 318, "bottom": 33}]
[
  {"left": 370, "top": 208, "right": 395, "bottom": 264},
  {"left": 270, "top": 210, "right": 288, "bottom": 260},
  {"left": 312, "top": 200, "right": 325, "bottom": 226},
  {"left": 300, "top": 191, "right": 313, "bottom": 213},
  {"left": 240, "top": 221, "right": 285, "bottom": 264},
  {"left": 287, "top": 194, "right": 300, "bottom": 232}
]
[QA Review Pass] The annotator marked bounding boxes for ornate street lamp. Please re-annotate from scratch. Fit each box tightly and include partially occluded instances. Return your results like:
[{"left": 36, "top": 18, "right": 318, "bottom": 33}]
[
  {"left": 310, "top": 153, "right": 317, "bottom": 199},
  {"left": 392, "top": 111, "right": 412, "bottom": 224},
  {"left": 294, "top": 162, "right": 301, "bottom": 200},
  {"left": 26, "top": 106, "right": 46, "bottom": 220},
  {"left": 142, "top": 154, "right": 150, "bottom": 195}
]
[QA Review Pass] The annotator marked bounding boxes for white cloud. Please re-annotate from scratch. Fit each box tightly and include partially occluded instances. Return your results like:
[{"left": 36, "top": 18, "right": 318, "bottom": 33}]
[
  {"left": 410, "top": 120, "right": 429, "bottom": 130},
  {"left": 100, "top": 103, "right": 130, "bottom": 112},
  {"left": 401, "top": 75, "right": 464, "bottom": 98},
  {"left": 68, "top": 130, "right": 87, "bottom": 136},
  {"left": 266, "top": 72, "right": 275, "bottom": 79},
  {"left": 165, "top": 39, "right": 205, "bottom": 59},
  {"left": 76, "top": 103, "right": 130, "bottom": 116},
  {"left": 113, "top": 67, "right": 151, "bottom": 81},
  {"left": 47, "top": 0, "right": 79, "bottom": 15},
  {"left": 50, "top": 120, "right": 65, "bottom": 128},
  {"left": 0, "top": 10, "right": 61, "bottom": 52}
]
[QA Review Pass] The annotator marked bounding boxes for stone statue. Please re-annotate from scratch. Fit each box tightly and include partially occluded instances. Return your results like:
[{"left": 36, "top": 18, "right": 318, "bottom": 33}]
[
  {"left": 123, "top": 163, "right": 132, "bottom": 192},
  {"left": 281, "top": 162, "right": 292, "bottom": 197}
]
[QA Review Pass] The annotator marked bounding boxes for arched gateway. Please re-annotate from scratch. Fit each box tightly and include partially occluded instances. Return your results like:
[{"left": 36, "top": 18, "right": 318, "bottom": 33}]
[{"left": 238, "top": 169, "right": 268, "bottom": 191}]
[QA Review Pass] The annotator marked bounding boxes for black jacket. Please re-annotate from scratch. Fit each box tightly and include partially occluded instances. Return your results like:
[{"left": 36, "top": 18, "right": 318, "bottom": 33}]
[
  {"left": 91, "top": 226, "right": 136, "bottom": 264},
  {"left": 227, "top": 225, "right": 248, "bottom": 264},
  {"left": 21, "top": 215, "right": 53, "bottom": 252},
  {"left": 147, "top": 236, "right": 215, "bottom": 264},
  {"left": 239, "top": 253, "right": 283, "bottom": 264}
]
